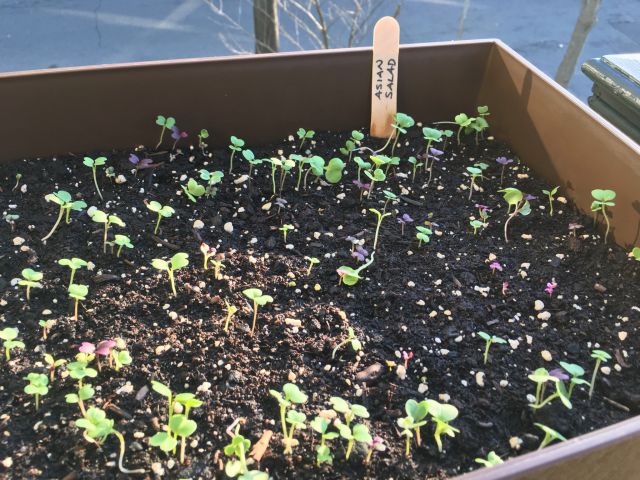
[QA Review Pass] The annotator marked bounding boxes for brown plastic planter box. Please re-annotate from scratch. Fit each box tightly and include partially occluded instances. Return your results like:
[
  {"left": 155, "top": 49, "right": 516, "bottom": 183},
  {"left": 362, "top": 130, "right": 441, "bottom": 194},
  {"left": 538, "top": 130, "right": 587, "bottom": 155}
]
[{"left": 1, "top": 39, "right": 639, "bottom": 479}]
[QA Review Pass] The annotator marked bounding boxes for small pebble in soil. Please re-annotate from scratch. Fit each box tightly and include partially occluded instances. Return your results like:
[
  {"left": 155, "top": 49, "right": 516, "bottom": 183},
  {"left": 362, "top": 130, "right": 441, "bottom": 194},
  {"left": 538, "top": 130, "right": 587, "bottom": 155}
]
[
  {"left": 601, "top": 366, "right": 611, "bottom": 375},
  {"left": 619, "top": 331, "right": 628, "bottom": 341},
  {"left": 534, "top": 300, "right": 545, "bottom": 311},
  {"left": 537, "top": 311, "right": 551, "bottom": 321},
  {"left": 509, "top": 437, "right": 523, "bottom": 450},
  {"left": 224, "top": 222, "right": 233, "bottom": 233},
  {"left": 475, "top": 372, "right": 485, "bottom": 387},
  {"left": 541, "top": 350, "right": 553, "bottom": 361}
]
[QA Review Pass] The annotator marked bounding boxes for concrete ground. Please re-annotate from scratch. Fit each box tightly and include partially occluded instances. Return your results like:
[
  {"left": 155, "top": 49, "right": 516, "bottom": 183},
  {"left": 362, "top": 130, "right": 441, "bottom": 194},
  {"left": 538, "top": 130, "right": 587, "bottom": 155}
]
[{"left": 0, "top": 0, "right": 638, "bottom": 102}]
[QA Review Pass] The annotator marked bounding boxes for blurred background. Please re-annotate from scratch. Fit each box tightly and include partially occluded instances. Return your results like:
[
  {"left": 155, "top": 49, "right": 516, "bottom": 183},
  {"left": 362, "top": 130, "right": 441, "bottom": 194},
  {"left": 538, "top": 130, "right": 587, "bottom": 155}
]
[{"left": 0, "top": 0, "right": 638, "bottom": 102}]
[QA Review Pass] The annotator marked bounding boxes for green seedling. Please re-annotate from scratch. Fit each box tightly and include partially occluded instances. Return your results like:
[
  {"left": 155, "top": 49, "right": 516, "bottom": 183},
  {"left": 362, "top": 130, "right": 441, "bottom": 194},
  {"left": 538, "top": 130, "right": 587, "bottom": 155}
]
[
  {"left": 471, "top": 106, "right": 490, "bottom": 143},
  {"left": 291, "top": 154, "right": 307, "bottom": 190},
  {"left": 407, "top": 155, "right": 421, "bottom": 182},
  {"left": 365, "top": 436, "right": 386, "bottom": 464},
  {"left": 389, "top": 112, "right": 415, "bottom": 156},
  {"left": 200, "top": 243, "right": 215, "bottom": 270},
  {"left": 384, "top": 155, "right": 400, "bottom": 175},
  {"left": 113, "top": 234, "right": 133, "bottom": 257},
  {"left": 68, "top": 283, "right": 88, "bottom": 321},
  {"left": 44, "top": 353, "right": 66, "bottom": 382},
  {"left": 146, "top": 200, "right": 175, "bottom": 234},
  {"left": 337, "top": 253, "right": 375, "bottom": 286},
  {"left": 0, "top": 327, "right": 24, "bottom": 361},
  {"left": 224, "top": 300, "right": 238, "bottom": 333},
  {"left": 151, "top": 252, "right": 189, "bottom": 297},
  {"left": 151, "top": 381, "right": 175, "bottom": 425},
  {"left": 105, "top": 166, "right": 115, "bottom": 180},
  {"left": 535, "top": 423, "right": 567, "bottom": 450},
  {"left": 364, "top": 168, "right": 386, "bottom": 196},
  {"left": 76, "top": 407, "right": 144, "bottom": 473},
  {"left": 39, "top": 319, "right": 56, "bottom": 340},
  {"left": 455, "top": 113, "right": 474, "bottom": 144},
  {"left": 470, "top": 219, "right": 484, "bottom": 235},
  {"left": 559, "top": 361, "right": 590, "bottom": 398},
  {"left": 331, "top": 397, "right": 371, "bottom": 460},
  {"left": 66, "top": 360, "right": 97, "bottom": 417},
  {"left": 24, "top": 372, "right": 49, "bottom": 410},
  {"left": 591, "top": 189, "right": 616, "bottom": 243},
  {"left": 198, "top": 128, "right": 209, "bottom": 150},
  {"left": 247, "top": 156, "right": 265, "bottom": 178},
  {"left": 304, "top": 256, "right": 320, "bottom": 275},
  {"left": 527, "top": 367, "right": 571, "bottom": 410},
  {"left": 466, "top": 166, "right": 483, "bottom": 200},
  {"left": 325, "top": 157, "right": 345, "bottom": 184},
  {"left": 499, "top": 188, "right": 531, "bottom": 243},
  {"left": 279, "top": 224, "right": 295, "bottom": 243},
  {"left": 382, "top": 190, "right": 398, "bottom": 212},
  {"left": 426, "top": 399, "right": 460, "bottom": 452},
  {"left": 542, "top": 186, "right": 559, "bottom": 216},
  {"left": 331, "top": 327, "right": 362, "bottom": 359},
  {"left": 353, "top": 156, "right": 372, "bottom": 182},
  {"left": 199, "top": 169, "right": 224, "bottom": 197},
  {"left": 302, "top": 155, "right": 325, "bottom": 190},
  {"left": 41, "top": 190, "right": 87, "bottom": 241},
  {"left": 228, "top": 136, "right": 245, "bottom": 173},
  {"left": 19, "top": 268, "right": 43, "bottom": 301},
  {"left": 478, "top": 331, "right": 507, "bottom": 364},
  {"left": 278, "top": 158, "right": 296, "bottom": 193},
  {"left": 270, "top": 383, "right": 308, "bottom": 454},
  {"left": 156, "top": 115, "right": 176, "bottom": 149},
  {"left": 398, "top": 399, "right": 429, "bottom": 456},
  {"left": 630, "top": 247, "right": 640, "bottom": 261},
  {"left": 297, "top": 127, "right": 315, "bottom": 150},
  {"left": 243, "top": 288, "right": 274, "bottom": 336},
  {"left": 182, "top": 178, "right": 206, "bottom": 202},
  {"left": 83, "top": 156, "right": 107, "bottom": 201},
  {"left": 90, "top": 210, "right": 125, "bottom": 254},
  {"left": 441, "top": 129, "right": 455, "bottom": 151},
  {"left": 475, "top": 451, "right": 504, "bottom": 467},
  {"left": 112, "top": 349, "right": 132, "bottom": 371},
  {"left": 368, "top": 208, "right": 391, "bottom": 252},
  {"left": 422, "top": 127, "right": 443, "bottom": 184},
  {"left": 340, "top": 130, "right": 365, "bottom": 162},
  {"left": 169, "top": 412, "right": 198, "bottom": 464},
  {"left": 311, "top": 416, "right": 339, "bottom": 466},
  {"left": 416, "top": 226, "right": 432, "bottom": 247},
  {"left": 224, "top": 426, "right": 269, "bottom": 479},
  {"left": 58, "top": 258, "right": 88, "bottom": 288},
  {"left": 12, "top": 173, "right": 22, "bottom": 191},
  {"left": 589, "top": 349, "right": 611, "bottom": 399}
]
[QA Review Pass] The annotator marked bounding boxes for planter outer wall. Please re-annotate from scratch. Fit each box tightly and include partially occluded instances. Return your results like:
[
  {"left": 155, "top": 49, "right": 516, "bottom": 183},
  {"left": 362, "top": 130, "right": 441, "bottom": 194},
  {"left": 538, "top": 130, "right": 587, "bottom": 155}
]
[{"left": 1, "top": 40, "right": 639, "bottom": 479}]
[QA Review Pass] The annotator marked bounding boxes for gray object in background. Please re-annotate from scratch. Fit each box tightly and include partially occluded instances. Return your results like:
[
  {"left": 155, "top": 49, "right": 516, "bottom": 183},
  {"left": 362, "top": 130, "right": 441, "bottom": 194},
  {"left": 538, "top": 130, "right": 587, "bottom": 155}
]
[{"left": 582, "top": 54, "right": 640, "bottom": 144}]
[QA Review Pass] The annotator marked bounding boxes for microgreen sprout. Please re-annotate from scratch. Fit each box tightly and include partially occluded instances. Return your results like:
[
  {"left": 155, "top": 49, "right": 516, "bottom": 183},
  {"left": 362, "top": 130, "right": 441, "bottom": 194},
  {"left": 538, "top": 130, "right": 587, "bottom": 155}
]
[
  {"left": 146, "top": 200, "right": 175, "bottom": 234},
  {"left": 246, "top": 154, "right": 264, "bottom": 177},
  {"left": 365, "top": 157, "right": 388, "bottom": 194},
  {"left": 591, "top": 189, "right": 616, "bottom": 243},
  {"left": 83, "top": 156, "right": 107, "bottom": 201},
  {"left": 156, "top": 115, "right": 176, "bottom": 149},
  {"left": 12, "top": 173, "right": 22, "bottom": 191},
  {"left": 19, "top": 268, "right": 43, "bottom": 301},
  {"left": 304, "top": 256, "right": 320, "bottom": 275},
  {"left": 197, "top": 128, "right": 209, "bottom": 151},
  {"left": 499, "top": 188, "right": 531, "bottom": 243},
  {"left": 466, "top": 166, "right": 483, "bottom": 200},
  {"left": 472, "top": 106, "right": 490, "bottom": 143},
  {"left": 0, "top": 327, "right": 24, "bottom": 361},
  {"left": 389, "top": 112, "right": 415, "bottom": 156},
  {"left": 200, "top": 243, "right": 216, "bottom": 270},
  {"left": 66, "top": 360, "right": 97, "bottom": 417},
  {"left": 270, "top": 383, "right": 308, "bottom": 454},
  {"left": 527, "top": 367, "right": 572, "bottom": 410},
  {"left": 170, "top": 125, "right": 188, "bottom": 151},
  {"left": 353, "top": 156, "right": 371, "bottom": 182},
  {"left": 325, "top": 157, "right": 346, "bottom": 184},
  {"left": 558, "top": 362, "right": 589, "bottom": 397},
  {"left": 128, "top": 153, "right": 152, "bottom": 174},
  {"left": 397, "top": 213, "right": 414, "bottom": 236},
  {"left": 408, "top": 155, "right": 421, "bottom": 182},
  {"left": 76, "top": 407, "right": 145, "bottom": 473},
  {"left": 113, "top": 234, "right": 133, "bottom": 257},
  {"left": 535, "top": 423, "right": 567, "bottom": 450},
  {"left": 340, "top": 130, "right": 365, "bottom": 162},
  {"left": 170, "top": 397, "right": 200, "bottom": 463},
  {"left": 199, "top": 169, "right": 224, "bottom": 197},
  {"left": 589, "top": 349, "right": 611, "bottom": 399},
  {"left": 631, "top": 247, "right": 640, "bottom": 261},
  {"left": 415, "top": 226, "right": 432, "bottom": 247},
  {"left": 90, "top": 210, "right": 125, "bottom": 254},
  {"left": 402, "top": 350, "right": 413, "bottom": 369},
  {"left": 470, "top": 219, "right": 484, "bottom": 235},
  {"left": 332, "top": 327, "right": 362, "bottom": 359},
  {"left": 337, "top": 253, "right": 375, "bottom": 286},
  {"left": 68, "top": 284, "right": 88, "bottom": 321},
  {"left": 224, "top": 300, "right": 238, "bottom": 333},
  {"left": 489, "top": 261, "right": 503, "bottom": 274},
  {"left": 331, "top": 397, "right": 371, "bottom": 459},
  {"left": 454, "top": 113, "right": 474, "bottom": 144},
  {"left": 58, "top": 258, "right": 88, "bottom": 288},
  {"left": 152, "top": 252, "right": 189, "bottom": 297},
  {"left": 39, "top": 319, "right": 55, "bottom": 340},
  {"left": 478, "top": 331, "right": 506, "bottom": 364},
  {"left": 311, "top": 416, "right": 339, "bottom": 466},
  {"left": 352, "top": 245, "right": 368, "bottom": 262},
  {"left": 397, "top": 399, "right": 428, "bottom": 456},
  {"left": 279, "top": 224, "right": 295, "bottom": 243},
  {"left": 382, "top": 190, "right": 398, "bottom": 212},
  {"left": 182, "top": 178, "right": 206, "bottom": 202},
  {"left": 242, "top": 288, "right": 274, "bottom": 336},
  {"left": 302, "top": 155, "right": 325, "bottom": 190},
  {"left": 542, "top": 186, "right": 559, "bottom": 216},
  {"left": 228, "top": 135, "right": 245, "bottom": 173},
  {"left": 368, "top": 208, "right": 390, "bottom": 252},
  {"left": 297, "top": 127, "right": 315, "bottom": 150},
  {"left": 41, "top": 190, "right": 87, "bottom": 241},
  {"left": 224, "top": 426, "right": 268, "bottom": 479},
  {"left": 426, "top": 147, "right": 444, "bottom": 187},
  {"left": 365, "top": 436, "right": 386, "bottom": 464},
  {"left": 24, "top": 372, "right": 49, "bottom": 410},
  {"left": 496, "top": 156, "right": 514, "bottom": 186},
  {"left": 422, "top": 127, "right": 443, "bottom": 174},
  {"left": 44, "top": 353, "right": 66, "bottom": 382},
  {"left": 475, "top": 451, "right": 504, "bottom": 467},
  {"left": 544, "top": 281, "right": 557, "bottom": 296},
  {"left": 426, "top": 399, "right": 460, "bottom": 452}
]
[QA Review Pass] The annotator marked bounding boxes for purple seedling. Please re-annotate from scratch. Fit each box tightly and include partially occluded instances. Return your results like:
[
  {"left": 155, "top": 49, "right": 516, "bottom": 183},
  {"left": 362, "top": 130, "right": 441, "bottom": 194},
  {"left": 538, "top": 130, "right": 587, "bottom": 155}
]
[
  {"left": 544, "top": 281, "right": 557, "bottom": 296},
  {"left": 352, "top": 245, "right": 369, "bottom": 262},
  {"left": 129, "top": 154, "right": 153, "bottom": 174},
  {"left": 397, "top": 213, "right": 414, "bottom": 236},
  {"left": 171, "top": 126, "right": 188, "bottom": 151},
  {"left": 489, "top": 261, "right": 503, "bottom": 274},
  {"left": 426, "top": 147, "right": 444, "bottom": 187},
  {"left": 402, "top": 350, "right": 414, "bottom": 369},
  {"left": 496, "top": 157, "right": 514, "bottom": 186}
]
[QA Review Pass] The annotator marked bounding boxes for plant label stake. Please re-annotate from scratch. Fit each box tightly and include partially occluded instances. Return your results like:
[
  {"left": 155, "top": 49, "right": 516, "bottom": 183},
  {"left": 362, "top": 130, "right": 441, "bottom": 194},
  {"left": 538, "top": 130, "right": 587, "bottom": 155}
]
[{"left": 370, "top": 16, "right": 400, "bottom": 138}]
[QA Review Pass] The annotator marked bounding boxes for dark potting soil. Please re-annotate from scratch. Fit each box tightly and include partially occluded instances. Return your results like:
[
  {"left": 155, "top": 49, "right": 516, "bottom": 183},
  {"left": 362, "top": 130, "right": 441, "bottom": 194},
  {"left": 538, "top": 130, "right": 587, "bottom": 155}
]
[{"left": 0, "top": 127, "right": 638, "bottom": 480}]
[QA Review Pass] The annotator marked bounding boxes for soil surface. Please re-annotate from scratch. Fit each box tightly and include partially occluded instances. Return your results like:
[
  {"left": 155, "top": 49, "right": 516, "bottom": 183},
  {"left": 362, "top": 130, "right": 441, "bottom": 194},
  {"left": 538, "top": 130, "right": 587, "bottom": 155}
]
[{"left": 0, "top": 127, "right": 639, "bottom": 480}]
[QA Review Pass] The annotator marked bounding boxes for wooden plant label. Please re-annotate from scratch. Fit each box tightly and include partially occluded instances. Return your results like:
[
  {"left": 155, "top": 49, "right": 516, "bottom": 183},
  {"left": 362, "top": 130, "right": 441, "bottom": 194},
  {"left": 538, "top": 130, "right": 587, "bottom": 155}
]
[{"left": 370, "top": 16, "right": 400, "bottom": 138}]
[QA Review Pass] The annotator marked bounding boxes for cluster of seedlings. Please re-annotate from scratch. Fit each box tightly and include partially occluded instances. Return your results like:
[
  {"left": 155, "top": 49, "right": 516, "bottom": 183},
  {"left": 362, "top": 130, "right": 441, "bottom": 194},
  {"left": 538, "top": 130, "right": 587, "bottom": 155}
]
[{"left": 1, "top": 106, "right": 638, "bottom": 479}]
